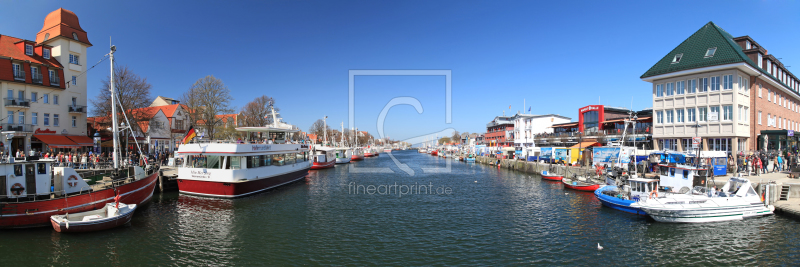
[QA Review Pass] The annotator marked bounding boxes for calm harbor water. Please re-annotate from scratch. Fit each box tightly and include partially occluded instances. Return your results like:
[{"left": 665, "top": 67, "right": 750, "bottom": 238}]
[{"left": 2, "top": 150, "right": 800, "bottom": 266}]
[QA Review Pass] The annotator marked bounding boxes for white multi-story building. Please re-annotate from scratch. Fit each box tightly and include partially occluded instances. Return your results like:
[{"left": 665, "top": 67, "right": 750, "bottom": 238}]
[
  {"left": 511, "top": 113, "right": 571, "bottom": 149},
  {"left": 0, "top": 8, "right": 92, "bottom": 155}
]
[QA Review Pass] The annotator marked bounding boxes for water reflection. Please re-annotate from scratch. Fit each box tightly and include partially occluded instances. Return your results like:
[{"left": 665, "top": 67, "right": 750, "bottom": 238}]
[{"left": 173, "top": 195, "right": 237, "bottom": 266}]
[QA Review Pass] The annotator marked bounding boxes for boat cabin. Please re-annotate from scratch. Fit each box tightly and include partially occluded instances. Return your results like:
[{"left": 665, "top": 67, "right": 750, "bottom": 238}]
[
  {"left": 624, "top": 178, "right": 660, "bottom": 201},
  {"left": 0, "top": 160, "right": 91, "bottom": 200}
]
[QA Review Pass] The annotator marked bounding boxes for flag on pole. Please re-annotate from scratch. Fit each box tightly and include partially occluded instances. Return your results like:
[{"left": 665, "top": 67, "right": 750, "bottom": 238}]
[
  {"left": 528, "top": 106, "right": 531, "bottom": 112},
  {"left": 181, "top": 126, "right": 198, "bottom": 144},
  {"left": 509, "top": 105, "right": 511, "bottom": 109}
]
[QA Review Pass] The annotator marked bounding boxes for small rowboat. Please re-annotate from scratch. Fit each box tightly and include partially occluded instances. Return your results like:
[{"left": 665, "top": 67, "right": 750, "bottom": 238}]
[
  {"left": 540, "top": 171, "right": 563, "bottom": 181},
  {"left": 50, "top": 202, "right": 137, "bottom": 233},
  {"left": 562, "top": 176, "right": 602, "bottom": 192}
]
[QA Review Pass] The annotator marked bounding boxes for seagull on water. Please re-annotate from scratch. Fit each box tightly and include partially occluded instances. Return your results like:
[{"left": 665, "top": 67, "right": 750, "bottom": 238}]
[{"left": 597, "top": 243, "right": 603, "bottom": 250}]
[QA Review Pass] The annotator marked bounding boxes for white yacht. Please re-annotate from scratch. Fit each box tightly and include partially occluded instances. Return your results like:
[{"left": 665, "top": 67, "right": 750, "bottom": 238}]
[{"left": 631, "top": 177, "right": 774, "bottom": 223}]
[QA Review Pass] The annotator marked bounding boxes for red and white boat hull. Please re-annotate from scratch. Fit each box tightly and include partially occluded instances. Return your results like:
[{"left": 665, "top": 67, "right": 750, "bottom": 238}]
[
  {"left": 563, "top": 182, "right": 601, "bottom": 191},
  {"left": 541, "top": 171, "right": 563, "bottom": 181},
  {"left": 364, "top": 152, "right": 375, "bottom": 157},
  {"left": 311, "top": 160, "right": 336, "bottom": 169},
  {"left": 351, "top": 155, "right": 364, "bottom": 161},
  {"left": 0, "top": 172, "right": 158, "bottom": 229},
  {"left": 178, "top": 168, "right": 309, "bottom": 198}
]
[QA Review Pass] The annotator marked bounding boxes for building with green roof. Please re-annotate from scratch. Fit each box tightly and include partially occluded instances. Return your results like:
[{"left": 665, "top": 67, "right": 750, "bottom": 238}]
[{"left": 641, "top": 22, "right": 800, "bottom": 154}]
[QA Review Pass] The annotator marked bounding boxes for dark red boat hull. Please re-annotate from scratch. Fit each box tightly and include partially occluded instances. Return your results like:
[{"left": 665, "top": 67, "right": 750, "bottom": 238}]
[
  {"left": 0, "top": 172, "right": 158, "bottom": 229},
  {"left": 178, "top": 168, "right": 309, "bottom": 198}
]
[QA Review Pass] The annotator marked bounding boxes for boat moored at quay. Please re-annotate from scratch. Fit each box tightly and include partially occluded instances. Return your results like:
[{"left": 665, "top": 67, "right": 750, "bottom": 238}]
[{"left": 176, "top": 113, "right": 311, "bottom": 198}]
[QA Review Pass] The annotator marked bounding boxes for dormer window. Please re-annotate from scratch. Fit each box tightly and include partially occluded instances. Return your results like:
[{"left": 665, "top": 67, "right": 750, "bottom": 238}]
[
  {"left": 705, "top": 47, "right": 717, "bottom": 58},
  {"left": 672, "top": 53, "right": 683, "bottom": 64},
  {"left": 746, "top": 40, "right": 752, "bottom": 49},
  {"left": 43, "top": 49, "right": 50, "bottom": 59},
  {"left": 72, "top": 33, "right": 79, "bottom": 41},
  {"left": 24, "top": 44, "right": 33, "bottom": 56}
]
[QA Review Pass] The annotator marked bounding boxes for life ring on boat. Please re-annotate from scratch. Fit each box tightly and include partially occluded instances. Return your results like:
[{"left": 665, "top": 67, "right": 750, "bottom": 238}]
[
  {"left": 10, "top": 183, "right": 24, "bottom": 196},
  {"left": 649, "top": 189, "right": 658, "bottom": 199},
  {"left": 67, "top": 175, "right": 79, "bottom": 187}
]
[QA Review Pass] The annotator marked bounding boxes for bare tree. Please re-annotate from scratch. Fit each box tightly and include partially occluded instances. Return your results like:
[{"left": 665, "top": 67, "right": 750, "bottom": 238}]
[
  {"left": 240, "top": 95, "right": 278, "bottom": 127},
  {"left": 308, "top": 119, "right": 328, "bottom": 137},
  {"left": 451, "top": 130, "right": 461, "bottom": 143},
  {"left": 180, "top": 75, "right": 234, "bottom": 139},
  {"left": 90, "top": 65, "right": 153, "bottom": 134}
]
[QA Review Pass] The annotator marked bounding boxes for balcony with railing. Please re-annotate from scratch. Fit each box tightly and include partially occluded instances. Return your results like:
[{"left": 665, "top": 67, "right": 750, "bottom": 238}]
[
  {"left": 13, "top": 70, "right": 25, "bottom": 81},
  {"left": 50, "top": 75, "right": 60, "bottom": 87},
  {"left": 4, "top": 98, "right": 31, "bottom": 108},
  {"left": 31, "top": 72, "right": 43, "bottom": 84},
  {"left": 68, "top": 105, "right": 88, "bottom": 114},
  {"left": 0, "top": 123, "right": 33, "bottom": 132}
]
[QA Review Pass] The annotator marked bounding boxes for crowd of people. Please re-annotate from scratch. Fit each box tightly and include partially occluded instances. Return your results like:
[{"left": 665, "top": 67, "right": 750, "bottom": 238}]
[
  {"left": 0, "top": 148, "right": 173, "bottom": 169},
  {"left": 730, "top": 150, "right": 799, "bottom": 176}
]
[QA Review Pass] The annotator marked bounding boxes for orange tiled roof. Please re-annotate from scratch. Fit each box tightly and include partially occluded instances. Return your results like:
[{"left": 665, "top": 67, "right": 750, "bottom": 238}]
[
  {"left": 0, "top": 35, "right": 64, "bottom": 68},
  {"left": 36, "top": 8, "right": 92, "bottom": 46}
]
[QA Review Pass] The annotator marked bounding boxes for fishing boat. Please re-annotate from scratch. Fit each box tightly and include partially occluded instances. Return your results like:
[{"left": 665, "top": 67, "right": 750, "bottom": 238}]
[
  {"left": 50, "top": 202, "right": 136, "bottom": 233},
  {"left": 540, "top": 170, "right": 563, "bottom": 181},
  {"left": 334, "top": 147, "right": 351, "bottom": 164},
  {"left": 310, "top": 145, "right": 336, "bottom": 169},
  {"left": 430, "top": 150, "right": 438, "bottom": 156},
  {"left": 350, "top": 147, "right": 365, "bottom": 161},
  {"left": 0, "top": 45, "right": 158, "bottom": 228},
  {"left": 176, "top": 109, "right": 311, "bottom": 198},
  {"left": 594, "top": 178, "right": 660, "bottom": 215},
  {"left": 364, "top": 148, "right": 376, "bottom": 157},
  {"left": 562, "top": 175, "right": 602, "bottom": 192},
  {"left": 631, "top": 177, "right": 774, "bottom": 223}
]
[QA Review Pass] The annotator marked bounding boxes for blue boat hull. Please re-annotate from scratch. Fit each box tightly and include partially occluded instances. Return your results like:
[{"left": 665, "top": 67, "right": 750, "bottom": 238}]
[{"left": 594, "top": 185, "right": 647, "bottom": 215}]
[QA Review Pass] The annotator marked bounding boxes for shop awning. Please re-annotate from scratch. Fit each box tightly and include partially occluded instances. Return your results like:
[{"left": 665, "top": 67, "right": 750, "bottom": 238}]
[
  {"left": 66, "top": 135, "right": 94, "bottom": 146},
  {"left": 569, "top": 141, "right": 599, "bottom": 149},
  {"left": 33, "top": 135, "right": 79, "bottom": 148}
]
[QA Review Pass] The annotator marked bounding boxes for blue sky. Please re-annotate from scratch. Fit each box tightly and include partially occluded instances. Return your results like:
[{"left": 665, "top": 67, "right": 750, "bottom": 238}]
[{"left": 2, "top": 0, "right": 799, "bottom": 142}]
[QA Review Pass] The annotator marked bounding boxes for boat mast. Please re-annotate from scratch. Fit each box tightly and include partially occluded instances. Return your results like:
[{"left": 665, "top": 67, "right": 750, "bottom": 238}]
[
  {"left": 340, "top": 122, "right": 344, "bottom": 147},
  {"left": 323, "top": 116, "right": 328, "bottom": 146},
  {"left": 110, "top": 45, "right": 119, "bottom": 169}
]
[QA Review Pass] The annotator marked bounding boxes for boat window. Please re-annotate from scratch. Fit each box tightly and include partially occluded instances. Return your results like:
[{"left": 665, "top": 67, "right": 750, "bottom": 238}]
[
  {"left": 285, "top": 153, "right": 296, "bottom": 165},
  {"left": 683, "top": 170, "right": 689, "bottom": 178},
  {"left": 296, "top": 153, "right": 305, "bottom": 162},
  {"left": 206, "top": 156, "right": 221, "bottom": 169},
  {"left": 670, "top": 168, "right": 676, "bottom": 177},
  {"left": 273, "top": 154, "right": 285, "bottom": 166},
  {"left": 260, "top": 155, "right": 271, "bottom": 166},
  {"left": 231, "top": 156, "right": 241, "bottom": 170},
  {"left": 37, "top": 163, "right": 47, "bottom": 174},
  {"left": 14, "top": 165, "right": 22, "bottom": 176},
  {"left": 26, "top": 165, "right": 34, "bottom": 176}
]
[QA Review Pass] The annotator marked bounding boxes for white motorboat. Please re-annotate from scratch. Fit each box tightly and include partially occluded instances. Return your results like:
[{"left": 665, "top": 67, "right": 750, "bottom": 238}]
[{"left": 631, "top": 177, "right": 774, "bottom": 223}]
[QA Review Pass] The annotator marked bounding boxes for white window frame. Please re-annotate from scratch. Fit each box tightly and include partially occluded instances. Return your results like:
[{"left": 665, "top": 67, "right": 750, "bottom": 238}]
[
  {"left": 699, "top": 107, "right": 708, "bottom": 122},
  {"left": 687, "top": 108, "right": 696, "bottom": 122},
  {"left": 666, "top": 110, "right": 674, "bottom": 124},
  {"left": 711, "top": 76, "right": 720, "bottom": 91},
  {"left": 53, "top": 114, "right": 59, "bottom": 127},
  {"left": 32, "top": 112, "right": 38, "bottom": 125},
  {"left": 705, "top": 47, "right": 717, "bottom": 58},
  {"left": 723, "top": 105, "right": 733, "bottom": 121},
  {"left": 700, "top": 77, "right": 708, "bottom": 92},
  {"left": 24, "top": 44, "right": 32, "bottom": 56},
  {"left": 656, "top": 111, "right": 663, "bottom": 124},
  {"left": 43, "top": 49, "right": 50, "bottom": 59},
  {"left": 688, "top": 79, "right": 697, "bottom": 94},
  {"left": 676, "top": 81, "right": 685, "bottom": 95},
  {"left": 656, "top": 84, "right": 663, "bottom": 97},
  {"left": 758, "top": 53, "right": 763, "bottom": 68},
  {"left": 723, "top": 75, "right": 733, "bottom": 90},
  {"left": 759, "top": 84, "right": 762, "bottom": 98},
  {"left": 666, "top": 83, "right": 674, "bottom": 96},
  {"left": 676, "top": 109, "right": 684, "bottom": 123},
  {"left": 758, "top": 111, "right": 762, "bottom": 125}
]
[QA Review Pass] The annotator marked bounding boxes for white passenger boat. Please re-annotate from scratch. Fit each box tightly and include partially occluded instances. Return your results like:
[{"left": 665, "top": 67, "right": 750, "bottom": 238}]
[
  {"left": 631, "top": 177, "right": 774, "bottom": 223},
  {"left": 176, "top": 110, "right": 311, "bottom": 198}
]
